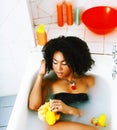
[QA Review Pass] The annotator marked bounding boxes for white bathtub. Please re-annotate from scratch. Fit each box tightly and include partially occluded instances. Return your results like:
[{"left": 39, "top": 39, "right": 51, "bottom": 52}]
[{"left": 7, "top": 48, "right": 117, "bottom": 130}]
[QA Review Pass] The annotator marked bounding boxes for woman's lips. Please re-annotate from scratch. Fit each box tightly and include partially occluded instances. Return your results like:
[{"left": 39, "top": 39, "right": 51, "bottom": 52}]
[{"left": 56, "top": 72, "right": 63, "bottom": 76}]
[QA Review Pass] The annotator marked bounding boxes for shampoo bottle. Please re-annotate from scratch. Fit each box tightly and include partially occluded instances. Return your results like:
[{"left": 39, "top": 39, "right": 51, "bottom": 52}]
[
  {"left": 65, "top": 1, "right": 73, "bottom": 25},
  {"left": 57, "top": 1, "right": 64, "bottom": 27},
  {"left": 36, "top": 24, "right": 47, "bottom": 46},
  {"left": 75, "top": 7, "right": 80, "bottom": 25}
]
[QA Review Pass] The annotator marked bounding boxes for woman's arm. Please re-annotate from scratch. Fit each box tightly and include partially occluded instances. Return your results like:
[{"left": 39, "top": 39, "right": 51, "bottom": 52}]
[{"left": 28, "top": 60, "right": 47, "bottom": 111}]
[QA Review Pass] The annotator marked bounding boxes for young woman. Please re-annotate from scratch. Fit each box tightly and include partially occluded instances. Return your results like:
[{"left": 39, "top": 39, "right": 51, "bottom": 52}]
[{"left": 28, "top": 36, "right": 98, "bottom": 130}]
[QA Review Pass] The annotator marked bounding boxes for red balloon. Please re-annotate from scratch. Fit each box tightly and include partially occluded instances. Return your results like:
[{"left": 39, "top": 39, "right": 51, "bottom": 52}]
[{"left": 82, "top": 6, "right": 117, "bottom": 34}]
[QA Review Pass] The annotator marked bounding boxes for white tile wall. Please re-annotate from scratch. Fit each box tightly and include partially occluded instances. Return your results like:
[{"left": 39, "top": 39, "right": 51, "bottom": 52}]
[
  {"left": 35, "top": 22, "right": 117, "bottom": 55},
  {"left": 0, "top": 0, "right": 117, "bottom": 96},
  {"left": 30, "top": 0, "right": 117, "bottom": 54},
  {"left": 29, "top": 0, "right": 117, "bottom": 25}
]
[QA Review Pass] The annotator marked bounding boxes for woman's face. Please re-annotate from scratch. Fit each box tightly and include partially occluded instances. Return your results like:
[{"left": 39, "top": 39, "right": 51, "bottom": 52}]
[{"left": 52, "top": 51, "right": 73, "bottom": 79}]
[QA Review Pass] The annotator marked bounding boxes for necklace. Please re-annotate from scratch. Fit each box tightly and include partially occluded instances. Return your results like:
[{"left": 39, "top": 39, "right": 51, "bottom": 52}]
[{"left": 62, "top": 78, "right": 76, "bottom": 90}]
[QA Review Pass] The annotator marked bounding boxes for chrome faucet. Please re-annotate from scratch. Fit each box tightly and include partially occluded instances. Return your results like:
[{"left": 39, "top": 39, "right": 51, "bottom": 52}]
[
  {"left": 112, "top": 45, "right": 117, "bottom": 59},
  {"left": 112, "top": 44, "right": 117, "bottom": 79},
  {"left": 112, "top": 66, "right": 117, "bottom": 80}
]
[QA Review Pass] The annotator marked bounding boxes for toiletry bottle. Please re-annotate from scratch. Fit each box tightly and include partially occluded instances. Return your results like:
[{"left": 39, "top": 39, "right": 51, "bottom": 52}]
[
  {"left": 36, "top": 24, "right": 47, "bottom": 46},
  {"left": 57, "top": 1, "right": 64, "bottom": 27},
  {"left": 75, "top": 7, "right": 80, "bottom": 25},
  {"left": 65, "top": 1, "right": 73, "bottom": 25}
]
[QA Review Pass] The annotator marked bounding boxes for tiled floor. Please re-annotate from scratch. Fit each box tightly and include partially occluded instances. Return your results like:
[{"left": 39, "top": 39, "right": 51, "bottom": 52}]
[{"left": 0, "top": 95, "right": 16, "bottom": 130}]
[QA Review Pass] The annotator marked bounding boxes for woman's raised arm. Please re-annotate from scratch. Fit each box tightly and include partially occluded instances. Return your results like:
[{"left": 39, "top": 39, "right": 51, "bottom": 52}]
[{"left": 28, "top": 59, "right": 47, "bottom": 111}]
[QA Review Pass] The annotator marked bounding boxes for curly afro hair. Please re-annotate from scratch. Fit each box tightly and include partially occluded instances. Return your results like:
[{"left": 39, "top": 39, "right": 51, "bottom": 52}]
[{"left": 42, "top": 36, "right": 95, "bottom": 76}]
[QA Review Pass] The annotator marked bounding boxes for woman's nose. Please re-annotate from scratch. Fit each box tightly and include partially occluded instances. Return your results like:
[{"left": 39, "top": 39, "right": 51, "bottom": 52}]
[{"left": 57, "top": 64, "right": 62, "bottom": 71}]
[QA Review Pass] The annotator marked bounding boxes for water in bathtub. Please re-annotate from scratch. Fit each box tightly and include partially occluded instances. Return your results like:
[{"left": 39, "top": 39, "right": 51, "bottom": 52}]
[{"left": 45, "top": 75, "right": 111, "bottom": 130}]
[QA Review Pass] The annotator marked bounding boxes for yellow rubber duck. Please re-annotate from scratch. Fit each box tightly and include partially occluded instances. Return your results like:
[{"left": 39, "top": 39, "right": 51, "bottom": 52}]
[
  {"left": 45, "top": 110, "right": 60, "bottom": 125},
  {"left": 91, "top": 114, "right": 107, "bottom": 127},
  {"left": 38, "top": 101, "right": 60, "bottom": 125},
  {"left": 98, "top": 114, "right": 106, "bottom": 127}
]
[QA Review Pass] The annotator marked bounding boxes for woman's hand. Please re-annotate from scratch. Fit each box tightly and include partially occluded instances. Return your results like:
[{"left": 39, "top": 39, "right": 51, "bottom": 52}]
[
  {"left": 50, "top": 99, "right": 83, "bottom": 117},
  {"left": 38, "top": 59, "right": 46, "bottom": 77}
]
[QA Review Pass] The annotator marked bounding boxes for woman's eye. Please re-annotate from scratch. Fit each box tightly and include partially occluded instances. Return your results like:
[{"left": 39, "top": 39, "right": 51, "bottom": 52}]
[
  {"left": 53, "top": 60, "right": 57, "bottom": 64},
  {"left": 62, "top": 61, "right": 67, "bottom": 65},
  {"left": 52, "top": 60, "right": 67, "bottom": 65}
]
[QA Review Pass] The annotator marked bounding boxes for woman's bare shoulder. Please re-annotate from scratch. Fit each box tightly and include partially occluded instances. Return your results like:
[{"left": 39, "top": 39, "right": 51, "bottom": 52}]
[{"left": 82, "top": 74, "right": 95, "bottom": 87}]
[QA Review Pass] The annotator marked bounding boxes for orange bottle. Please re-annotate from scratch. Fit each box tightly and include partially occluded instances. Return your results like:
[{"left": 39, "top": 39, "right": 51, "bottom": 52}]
[
  {"left": 36, "top": 24, "right": 47, "bottom": 46},
  {"left": 57, "top": 2, "right": 64, "bottom": 27},
  {"left": 66, "top": 2, "right": 73, "bottom": 25}
]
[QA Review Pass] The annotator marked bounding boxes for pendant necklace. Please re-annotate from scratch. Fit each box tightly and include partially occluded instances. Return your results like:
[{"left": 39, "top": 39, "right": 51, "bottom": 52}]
[
  {"left": 62, "top": 78, "right": 76, "bottom": 90},
  {"left": 69, "top": 80, "right": 76, "bottom": 90}
]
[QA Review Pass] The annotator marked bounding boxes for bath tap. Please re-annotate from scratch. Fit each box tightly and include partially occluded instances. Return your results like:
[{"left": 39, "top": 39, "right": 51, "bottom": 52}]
[
  {"left": 114, "top": 58, "right": 117, "bottom": 65},
  {"left": 112, "top": 45, "right": 117, "bottom": 79},
  {"left": 112, "top": 45, "right": 117, "bottom": 59},
  {"left": 112, "top": 66, "right": 117, "bottom": 80}
]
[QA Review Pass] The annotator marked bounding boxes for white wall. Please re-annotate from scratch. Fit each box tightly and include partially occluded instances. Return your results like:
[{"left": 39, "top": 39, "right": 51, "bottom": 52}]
[
  {"left": 0, "top": 0, "right": 35, "bottom": 96},
  {"left": 29, "top": 0, "right": 117, "bottom": 26}
]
